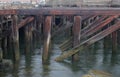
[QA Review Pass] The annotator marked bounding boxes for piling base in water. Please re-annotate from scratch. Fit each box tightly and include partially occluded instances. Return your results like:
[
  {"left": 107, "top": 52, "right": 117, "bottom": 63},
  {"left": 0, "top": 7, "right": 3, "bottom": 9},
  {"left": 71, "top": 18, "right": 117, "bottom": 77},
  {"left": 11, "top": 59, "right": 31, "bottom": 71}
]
[{"left": 0, "top": 59, "right": 13, "bottom": 72}]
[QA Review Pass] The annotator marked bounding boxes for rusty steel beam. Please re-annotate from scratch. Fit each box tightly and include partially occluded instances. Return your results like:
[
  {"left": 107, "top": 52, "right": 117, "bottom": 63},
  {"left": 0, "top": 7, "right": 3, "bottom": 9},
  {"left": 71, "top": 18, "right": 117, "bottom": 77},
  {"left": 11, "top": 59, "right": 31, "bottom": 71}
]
[
  {"left": 18, "top": 17, "right": 34, "bottom": 29},
  {"left": 55, "top": 20, "right": 120, "bottom": 62}
]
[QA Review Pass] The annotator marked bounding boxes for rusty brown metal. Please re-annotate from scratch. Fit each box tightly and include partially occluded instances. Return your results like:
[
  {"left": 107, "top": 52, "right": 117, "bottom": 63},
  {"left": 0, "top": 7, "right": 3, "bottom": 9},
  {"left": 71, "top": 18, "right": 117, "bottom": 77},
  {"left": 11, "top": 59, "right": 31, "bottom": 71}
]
[{"left": 18, "top": 17, "right": 34, "bottom": 29}]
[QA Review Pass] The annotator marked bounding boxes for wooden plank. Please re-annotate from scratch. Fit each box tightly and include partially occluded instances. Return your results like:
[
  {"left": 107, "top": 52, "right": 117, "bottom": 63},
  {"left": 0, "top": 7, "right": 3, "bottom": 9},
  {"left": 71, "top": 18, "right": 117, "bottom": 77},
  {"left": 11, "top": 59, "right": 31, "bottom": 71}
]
[
  {"left": 59, "top": 16, "right": 110, "bottom": 50},
  {"left": 0, "top": 8, "right": 120, "bottom": 15},
  {"left": 17, "top": 8, "right": 120, "bottom": 15},
  {"left": 60, "top": 40, "right": 73, "bottom": 51},
  {"left": 60, "top": 16, "right": 108, "bottom": 46},
  {"left": 55, "top": 20, "right": 120, "bottom": 62},
  {"left": 81, "top": 15, "right": 119, "bottom": 38},
  {"left": 18, "top": 17, "right": 34, "bottom": 29},
  {"left": 81, "top": 16, "right": 107, "bottom": 33},
  {"left": 82, "top": 15, "right": 95, "bottom": 21},
  {"left": 59, "top": 37, "right": 72, "bottom": 48},
  {"left": 0, "top": 9, "right": 17, "bottom": 15}
]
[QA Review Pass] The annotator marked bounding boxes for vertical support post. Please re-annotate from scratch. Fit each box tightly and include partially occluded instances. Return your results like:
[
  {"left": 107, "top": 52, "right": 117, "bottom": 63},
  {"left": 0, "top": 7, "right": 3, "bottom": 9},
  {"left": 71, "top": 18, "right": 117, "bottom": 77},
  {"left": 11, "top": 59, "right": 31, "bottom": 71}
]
[
  {"left": 0, "top": 19, "right": 3, "bottom": 62},
  {"left": 117, "top": 30, "right": 120, "bottom": 45},
  {"left": 72, "top": 16, "right": 81, "bottom": 62},
  {"left": 103, "top": 23, "right": 111, "bottom": 54},
  {"left": 103, "top": 36, "right": 110, "bottom": 54},
  {"left": 24, "top": 25, "right": 29, "bottom": 53},
  {"left": 12, "top": 15, "right": 20, "bottom": 61},
  {"left": 0, "top": 40, "right": 2, "bottom": 62},
  {"left": 65, "top": 16, "right": 70, "bottom": 38},
  {"left": 36, "top": 15, "right": 42, "bottom": 48},
  {"left": 32, "top": 20, "right": 36, "bottom": 49},
  {"left": 66, "top": 16, "right": 72, "bottom": 38},
  {"left": 1, "top": 19, "right": 8, "bottom": 58},
  {"left": 1, "top": 37, "right": 7, "bottom": 58},
  {"left": 7, "top": 21, "right": 13, "bottom": 54},
  {"left": 42, "top": 16, "right": 52, "bottom": 64},
  {"left": 30, "top": 22, "right": 34, "bottom": 51},
  {"left": 112, "top": 31, "right": 117, "bottom": 54},
  {"left": 24, "top": 23, "right": 33, "bottom": 54}
]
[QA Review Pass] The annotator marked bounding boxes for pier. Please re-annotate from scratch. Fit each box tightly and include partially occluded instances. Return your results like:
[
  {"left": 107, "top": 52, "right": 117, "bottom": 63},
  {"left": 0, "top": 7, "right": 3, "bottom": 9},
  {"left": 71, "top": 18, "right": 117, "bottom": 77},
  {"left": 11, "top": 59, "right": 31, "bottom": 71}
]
[{"left": 0, "top": 7, "right": 120, "bottom": 64}]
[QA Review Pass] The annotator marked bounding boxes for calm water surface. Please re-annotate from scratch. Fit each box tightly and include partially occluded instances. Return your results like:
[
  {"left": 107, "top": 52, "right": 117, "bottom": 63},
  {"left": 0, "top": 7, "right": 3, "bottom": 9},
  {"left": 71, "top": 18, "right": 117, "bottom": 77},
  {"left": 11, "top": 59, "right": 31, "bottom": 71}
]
[{"left": 0, "top": 41, "right": 120, "bottom": 77}]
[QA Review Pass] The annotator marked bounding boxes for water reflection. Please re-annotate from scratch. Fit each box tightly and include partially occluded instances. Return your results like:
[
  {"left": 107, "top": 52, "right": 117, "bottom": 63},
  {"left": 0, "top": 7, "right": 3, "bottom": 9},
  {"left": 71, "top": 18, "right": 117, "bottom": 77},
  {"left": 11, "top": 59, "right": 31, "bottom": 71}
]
[
  {"left": 12, "top": 61, "right": 19, "bottom": 77},
  {"left": 41, "top": 64, "right": 50, "bottom": 77},
  {"left": 0, "top": 40, "right": 120, "bottom": 77},
  {"left": 24, "top": 53, "right": 32, "bottom": 77}
]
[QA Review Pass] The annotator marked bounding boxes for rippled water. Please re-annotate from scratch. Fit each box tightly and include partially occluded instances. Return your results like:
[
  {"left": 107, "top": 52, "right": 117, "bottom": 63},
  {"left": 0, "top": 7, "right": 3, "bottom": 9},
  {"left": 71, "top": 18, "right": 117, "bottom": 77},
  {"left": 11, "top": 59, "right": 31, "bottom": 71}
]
[{"left": 0, "top": 41, "right": 120, "bottom": 77}]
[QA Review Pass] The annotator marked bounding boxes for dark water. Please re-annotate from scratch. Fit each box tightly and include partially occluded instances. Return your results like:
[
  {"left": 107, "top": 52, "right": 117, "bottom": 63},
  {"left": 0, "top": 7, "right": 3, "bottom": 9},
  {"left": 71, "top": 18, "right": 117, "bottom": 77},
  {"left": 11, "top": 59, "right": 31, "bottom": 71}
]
[{"left": 0, "top": 41, "right": 120, "bottom": 77}]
